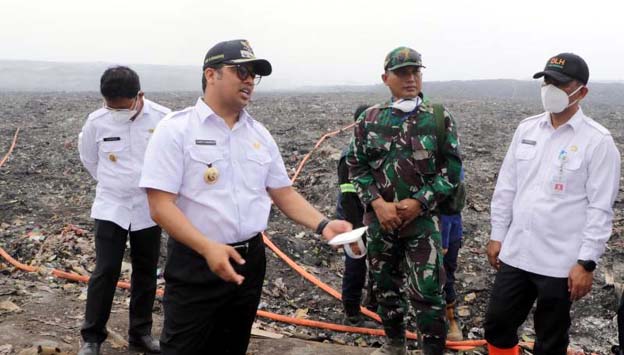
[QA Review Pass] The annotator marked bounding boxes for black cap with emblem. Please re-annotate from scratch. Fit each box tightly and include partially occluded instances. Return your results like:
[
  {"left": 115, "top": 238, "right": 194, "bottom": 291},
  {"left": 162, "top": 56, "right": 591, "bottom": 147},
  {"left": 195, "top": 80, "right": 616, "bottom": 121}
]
[
  {"left": 203, "top": 39, "right": 272, "bottom": 76},
  {"left": 533, "top": 52, "right": 589, "bottom": 85}
]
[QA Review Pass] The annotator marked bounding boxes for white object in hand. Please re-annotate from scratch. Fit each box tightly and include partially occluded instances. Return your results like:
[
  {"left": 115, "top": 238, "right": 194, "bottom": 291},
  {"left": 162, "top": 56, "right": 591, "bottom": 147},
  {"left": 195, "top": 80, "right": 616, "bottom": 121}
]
[{"left": 328, "top": 226, "right": 368, "bottom": 259}]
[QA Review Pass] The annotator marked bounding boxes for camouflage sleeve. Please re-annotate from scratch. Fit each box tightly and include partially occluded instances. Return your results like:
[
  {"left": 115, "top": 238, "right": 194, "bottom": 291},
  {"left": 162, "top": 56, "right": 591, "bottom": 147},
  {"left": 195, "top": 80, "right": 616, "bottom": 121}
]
[
  {"left": 412, "top": 107, "right": 462, "bottom": 209},
  {"left": 346, "top": 115, "right": 382, "bottom": 205}
]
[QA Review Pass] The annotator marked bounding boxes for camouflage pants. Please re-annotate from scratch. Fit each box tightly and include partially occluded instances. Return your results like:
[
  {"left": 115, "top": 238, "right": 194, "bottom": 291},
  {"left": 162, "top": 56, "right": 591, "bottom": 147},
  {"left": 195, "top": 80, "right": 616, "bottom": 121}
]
[{"left": 367, "top": 216, "right": 446, "bottom": 345}]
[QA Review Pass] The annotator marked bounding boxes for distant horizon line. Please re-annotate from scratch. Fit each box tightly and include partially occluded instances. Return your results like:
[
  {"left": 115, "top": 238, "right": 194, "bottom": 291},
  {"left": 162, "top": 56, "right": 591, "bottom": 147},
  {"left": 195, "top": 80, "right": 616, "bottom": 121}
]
[{"left": 1, "top": 58, "right": 621, "bottom": 85}]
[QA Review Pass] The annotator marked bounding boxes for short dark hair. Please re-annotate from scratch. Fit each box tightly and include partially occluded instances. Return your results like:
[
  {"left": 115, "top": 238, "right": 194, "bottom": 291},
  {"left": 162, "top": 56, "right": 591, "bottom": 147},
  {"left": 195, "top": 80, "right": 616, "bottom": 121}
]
[
  {"left": 100, "top": 66, "right": 140, "bottom": 99},
  {"left": 201, "top": 66, "right": 223, "bottom": 92},
  {"left": 353, "top": 104, "right": 370, "bottom": 122}
]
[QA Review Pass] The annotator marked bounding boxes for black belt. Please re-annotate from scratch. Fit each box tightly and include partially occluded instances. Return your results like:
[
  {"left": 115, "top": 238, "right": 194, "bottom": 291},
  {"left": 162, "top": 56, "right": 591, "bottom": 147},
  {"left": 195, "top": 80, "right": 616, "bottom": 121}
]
[{"left": 228, "top": 233, "right": 262, "bottom": 256}]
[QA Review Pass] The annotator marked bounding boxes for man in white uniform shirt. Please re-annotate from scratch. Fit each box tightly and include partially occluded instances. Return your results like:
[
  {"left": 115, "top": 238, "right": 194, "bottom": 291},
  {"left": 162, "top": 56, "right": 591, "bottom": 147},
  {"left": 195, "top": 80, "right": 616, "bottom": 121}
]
[
  {"left": 78, "top": 66, "right": 170, "bottom": 355},
  {"left": 485, "top": 53, "right": 621, "bottom": 355},
  {"left": 139, "top": 39, "right": 351, "bottom": 355}
]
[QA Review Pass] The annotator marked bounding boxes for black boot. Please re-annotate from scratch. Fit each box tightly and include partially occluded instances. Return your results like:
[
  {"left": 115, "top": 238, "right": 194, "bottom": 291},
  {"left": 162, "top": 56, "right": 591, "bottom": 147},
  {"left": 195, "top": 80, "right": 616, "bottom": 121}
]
[
  {"left": 422, "top": 337, "right": 445, "bottom": 355},
  {"left": 129, "top": 334, "right": 161, "bottom": 354},
  {"left": 343, "top": 303, "right": 379, "bottom": 328},
  {"left": 78, "top": 342, "right": 100, "bottom": 355}
]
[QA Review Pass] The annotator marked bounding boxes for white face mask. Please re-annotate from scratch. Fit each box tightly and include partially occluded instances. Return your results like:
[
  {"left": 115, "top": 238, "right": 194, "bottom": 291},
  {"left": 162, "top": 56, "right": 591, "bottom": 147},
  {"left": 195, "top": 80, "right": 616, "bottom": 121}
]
[
  {"left": 392, "top": 97, "right": 422, "bottom": 113},
  {"left": 105, "top": 96, "right": 140, "bottom": 121},
  {"left": 540, "top": 84, "right": 583, "bottom": 114},
  {"left": 109, "top": 109, "right": 138, "bottom": 122}
]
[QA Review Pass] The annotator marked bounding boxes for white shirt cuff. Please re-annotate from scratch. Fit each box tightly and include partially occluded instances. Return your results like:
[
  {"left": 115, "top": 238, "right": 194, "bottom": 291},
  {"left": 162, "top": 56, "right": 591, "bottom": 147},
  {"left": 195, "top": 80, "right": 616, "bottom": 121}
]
[
  {"left": 139, "top": 179, "right": 180, "bottom": 195},
  {"left": 490, "top": 226, "right": 509, "bottom": 242}
]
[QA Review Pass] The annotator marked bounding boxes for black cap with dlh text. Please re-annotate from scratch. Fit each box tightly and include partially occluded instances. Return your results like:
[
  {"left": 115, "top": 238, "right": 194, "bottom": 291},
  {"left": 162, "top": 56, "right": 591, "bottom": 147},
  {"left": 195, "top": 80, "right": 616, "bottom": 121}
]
[
  {"left": 533, "top": 53, "right": 589, "bottom": 85},
  {"left": 203, "top": 39, "right": 272, "bottom": 76}
]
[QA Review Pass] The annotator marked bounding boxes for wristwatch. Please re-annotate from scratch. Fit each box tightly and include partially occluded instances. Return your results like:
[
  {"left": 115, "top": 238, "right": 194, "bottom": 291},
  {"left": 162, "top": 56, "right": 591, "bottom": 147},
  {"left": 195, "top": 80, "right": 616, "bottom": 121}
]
[
  {"left": 577, "top": 259, "right": 596, "bottom": 272},
  {"left": 315, "top": 218, "right": 330, "bottom": 235}
]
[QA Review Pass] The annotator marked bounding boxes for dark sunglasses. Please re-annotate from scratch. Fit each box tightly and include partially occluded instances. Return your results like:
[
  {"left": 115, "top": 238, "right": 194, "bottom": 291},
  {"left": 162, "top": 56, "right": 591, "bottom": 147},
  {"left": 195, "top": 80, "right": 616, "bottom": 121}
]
[{"left": 223, "top": 64, "right": 262, "bottom": 85}]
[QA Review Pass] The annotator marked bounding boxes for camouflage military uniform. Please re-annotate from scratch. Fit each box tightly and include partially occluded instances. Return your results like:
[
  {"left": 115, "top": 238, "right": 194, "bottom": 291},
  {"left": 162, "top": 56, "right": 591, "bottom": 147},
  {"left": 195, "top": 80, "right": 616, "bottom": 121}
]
[{"left": 346, "top": 98, "right": 462, "bottom": 347}]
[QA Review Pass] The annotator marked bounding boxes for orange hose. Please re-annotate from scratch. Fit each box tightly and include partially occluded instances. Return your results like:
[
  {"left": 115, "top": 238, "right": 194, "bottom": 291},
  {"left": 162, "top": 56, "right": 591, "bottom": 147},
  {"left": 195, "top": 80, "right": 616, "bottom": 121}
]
[
  {"left": 256, "top": 310, "right": 386, "bottom": 337},
  {"left": 0, "top": 128, "right": 20, "bottom": 168},
  {"left": 0, "top": 245, "right": 37, "bottom": 273},
  {"left": 290, "top": 123, "right": 355, "bottom": 183}
]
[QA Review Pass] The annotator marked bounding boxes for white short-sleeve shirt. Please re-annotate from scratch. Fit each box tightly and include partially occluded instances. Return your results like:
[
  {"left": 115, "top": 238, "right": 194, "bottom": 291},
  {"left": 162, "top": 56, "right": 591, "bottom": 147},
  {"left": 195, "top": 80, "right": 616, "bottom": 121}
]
[
  {"left": 78, "top": 99, "right": 171, "bottom": 231},
  {"left": 139, "top": 98, "right": 292, "bottom": 244},
  {"left": 490, "top": 108, "right": 621, "bottom": 277}
]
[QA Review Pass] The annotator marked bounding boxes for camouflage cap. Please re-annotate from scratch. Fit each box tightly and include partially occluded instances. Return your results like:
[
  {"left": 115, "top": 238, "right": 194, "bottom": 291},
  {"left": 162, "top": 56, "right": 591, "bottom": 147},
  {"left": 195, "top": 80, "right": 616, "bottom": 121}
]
[{"left": 384, "top": 46, "right": 425, "bottom": 71}]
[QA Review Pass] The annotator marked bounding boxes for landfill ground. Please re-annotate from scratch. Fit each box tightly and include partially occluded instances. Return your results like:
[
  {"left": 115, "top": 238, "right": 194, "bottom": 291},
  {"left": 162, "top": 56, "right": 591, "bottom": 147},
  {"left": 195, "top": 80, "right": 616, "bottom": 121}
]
[{"left": 1, "top": 90, "right": 624, "bottom": 354}]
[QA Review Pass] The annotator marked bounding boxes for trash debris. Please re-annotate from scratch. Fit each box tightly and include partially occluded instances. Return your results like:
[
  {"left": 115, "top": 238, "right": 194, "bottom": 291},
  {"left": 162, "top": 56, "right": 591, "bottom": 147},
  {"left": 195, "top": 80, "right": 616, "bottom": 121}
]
[
  {"left": 456, "top": 306, "right": 471, "bottom": 317},
  {"left": 0, "top": 300, "right": 22, "bottom": 313},
  {"left": 463, "top": 293, "right": 476, "bottom": 303},
  {"left": 0, "top": 344, "right": 12, "bottom": 355},
  {"left": 1, "top": 92, "right": 623, "bottom": 353}
]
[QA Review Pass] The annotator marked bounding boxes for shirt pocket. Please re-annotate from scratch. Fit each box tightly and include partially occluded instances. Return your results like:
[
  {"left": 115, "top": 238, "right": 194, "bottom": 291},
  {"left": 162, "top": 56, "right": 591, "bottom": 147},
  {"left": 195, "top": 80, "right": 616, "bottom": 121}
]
[
  {"left": 365, "top": 131, "right": 392, "bottom": 170},
  {"left": 140, "top": 128, "right": 156, "bottom": 143},
  {"left": 188, "top": 147, "right": 226, "bottom": 190},
  {"left": 551, "top": 154, "right": 584, "bottom": 195},
  {"left": 410, "top": 134, "right": 437, "bottom": 175},
  {"left": 514, "top": 143, "right": 537, "bottom": 180},
  {"left": 242, "top": 149, "right": 272, "bottom": 190},
  {"left": 515, "top": 144, "right": 537, "bottom": 160},
  {"left": 98, "top": 138, "right": 129, "bottom": 163}
]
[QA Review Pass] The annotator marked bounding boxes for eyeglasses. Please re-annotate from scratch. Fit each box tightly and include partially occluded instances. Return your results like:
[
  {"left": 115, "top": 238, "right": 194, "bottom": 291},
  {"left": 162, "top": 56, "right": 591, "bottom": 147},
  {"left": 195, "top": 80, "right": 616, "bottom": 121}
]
[{"left": 223, "top": 64, "right": 262, "bottom": 85}]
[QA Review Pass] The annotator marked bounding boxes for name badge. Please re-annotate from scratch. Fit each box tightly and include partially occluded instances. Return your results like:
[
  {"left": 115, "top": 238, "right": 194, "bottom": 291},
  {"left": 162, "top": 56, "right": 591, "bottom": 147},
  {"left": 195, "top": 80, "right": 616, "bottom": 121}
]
[
  {"left": 103, "top": 137, "right": 121, "bottom": 142},
  {"left": 551, "top": 175, "right": 566, "bottom": 194},
  {"left": 196, "top": 139, "right": 216, "bottom": 146},
  {"left": 521, "top": 139, "right": 536, "bottom": 145},
  {"left": 552, "top": 150, "right": 568, "bottom": 194}
]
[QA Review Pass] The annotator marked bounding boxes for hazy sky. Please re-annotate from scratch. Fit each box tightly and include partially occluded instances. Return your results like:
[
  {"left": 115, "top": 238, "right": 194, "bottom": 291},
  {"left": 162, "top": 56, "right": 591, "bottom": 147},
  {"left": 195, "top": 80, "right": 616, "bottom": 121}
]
[{"left": 2, "top": 0, "right": 622, "bottom": 86}]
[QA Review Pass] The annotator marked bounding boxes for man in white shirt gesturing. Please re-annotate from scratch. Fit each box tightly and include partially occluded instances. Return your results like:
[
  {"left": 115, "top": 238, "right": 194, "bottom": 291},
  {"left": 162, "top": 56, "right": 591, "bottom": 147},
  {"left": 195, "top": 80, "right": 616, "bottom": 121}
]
[
  {"left": 78, "top": 66, "right": 170, "bottom": 355},
  {"left": 485, "top": 53, "right": 621, "bottom": 355},
  {"left": 139, "top": 39, "right": 351, "bottom": 355}
]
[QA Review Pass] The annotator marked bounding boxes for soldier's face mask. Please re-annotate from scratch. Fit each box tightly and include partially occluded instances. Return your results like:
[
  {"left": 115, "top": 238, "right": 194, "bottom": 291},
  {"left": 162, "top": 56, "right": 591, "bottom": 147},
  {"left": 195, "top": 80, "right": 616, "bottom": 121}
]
[
  {"left": 540, "top": 84, "right": 583, "bottom": 114},
  {"left": 392, "top": 97, "right": 422, "bottom": 113}
]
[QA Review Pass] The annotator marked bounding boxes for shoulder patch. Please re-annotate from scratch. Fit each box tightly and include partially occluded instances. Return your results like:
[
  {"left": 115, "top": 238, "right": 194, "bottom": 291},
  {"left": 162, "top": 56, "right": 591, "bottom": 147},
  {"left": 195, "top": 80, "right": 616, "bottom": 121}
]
[
  {"left": 87, "top": 107, "right": 109, "bottom": 121},
  {"left": 519, "top": 113, "right": 544, "bottom": 125},
  {"left": 145, "top": 99, "right": 171, "bottom": 115},
  {"left": 584, "top": 117, "right": 610, "bottom": 135}
]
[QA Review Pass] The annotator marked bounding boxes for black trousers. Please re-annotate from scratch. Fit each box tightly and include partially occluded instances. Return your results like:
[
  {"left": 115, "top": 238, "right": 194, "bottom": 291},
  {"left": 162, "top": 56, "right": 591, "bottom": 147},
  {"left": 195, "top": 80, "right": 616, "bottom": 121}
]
[
  {"left": 443, "top": 238, "right": 461, "bottom": 304},
  {"left": 160, "top": 234, "right": 266, "bottom": 355},
  {"left": 81, "top": 220, "right": 161, "bottom": 343},
  {"left": 342, "top": 252, "right": 367, "bottom": 315},
  {"left": 342, "top": 236, "right": 376, "bottom": 316},
  {"left": 484, "top": 263, "right": 572, "bottom": 355}
]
